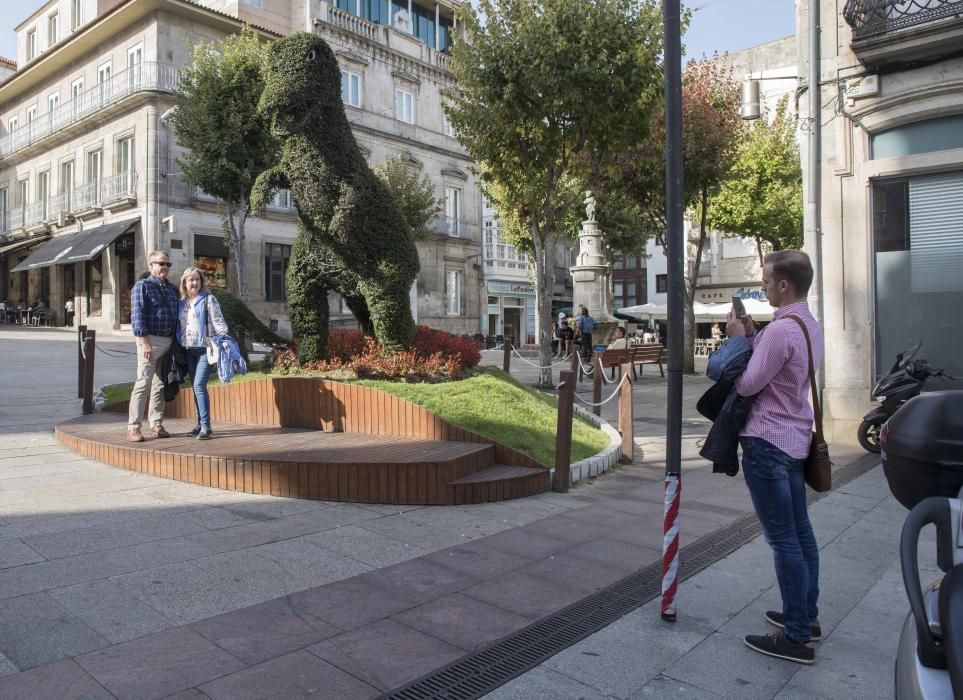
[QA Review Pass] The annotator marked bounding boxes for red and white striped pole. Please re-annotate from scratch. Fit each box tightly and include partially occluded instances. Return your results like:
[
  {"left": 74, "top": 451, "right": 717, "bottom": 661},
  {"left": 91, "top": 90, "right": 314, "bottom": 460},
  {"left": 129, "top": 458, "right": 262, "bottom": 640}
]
[{"left": 661, "top": 472, "right": 681, "bottom": 622}]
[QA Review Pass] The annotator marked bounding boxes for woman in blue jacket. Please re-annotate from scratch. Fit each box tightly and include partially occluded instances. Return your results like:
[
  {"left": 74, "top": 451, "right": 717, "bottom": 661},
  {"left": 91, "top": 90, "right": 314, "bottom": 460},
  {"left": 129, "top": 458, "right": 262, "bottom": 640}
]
[{"left": 177, "top": 268, "right": 228, "bottom": 439}]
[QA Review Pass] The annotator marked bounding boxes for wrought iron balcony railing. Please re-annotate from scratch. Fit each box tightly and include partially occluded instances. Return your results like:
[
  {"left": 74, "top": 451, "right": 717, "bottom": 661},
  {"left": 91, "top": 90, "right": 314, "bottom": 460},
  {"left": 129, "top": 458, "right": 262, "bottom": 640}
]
[
  {"left": 101, "top": 171, "right": 137, "bottom": 207},
  {"left": 0, "top": 62, "right": 177, "bottom": 159},
  {"left": 844, "top": 0, "right": 963, "bottom": 40}
]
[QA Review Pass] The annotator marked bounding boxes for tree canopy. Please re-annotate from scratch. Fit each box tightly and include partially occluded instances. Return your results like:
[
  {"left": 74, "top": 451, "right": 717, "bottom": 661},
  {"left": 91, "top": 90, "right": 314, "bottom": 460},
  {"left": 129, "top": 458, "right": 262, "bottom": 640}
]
[
  {"left": 170, "top": 28, "right": 277, "bottom": 302},
  {"left": 708, "top": 97, "right": 803, "bottom": 254},
  {"left": 446, "top": 0, "right": 664, "bottom": 385},
  {"left": 372, "top": 156, "right": 442, "bottom": 241}
]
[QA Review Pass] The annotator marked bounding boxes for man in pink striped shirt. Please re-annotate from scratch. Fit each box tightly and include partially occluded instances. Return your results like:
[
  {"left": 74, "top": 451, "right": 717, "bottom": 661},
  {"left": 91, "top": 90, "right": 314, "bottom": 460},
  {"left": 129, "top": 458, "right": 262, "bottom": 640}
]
[{"left": 727, "top": 250, "right": 824, "bottom": 665}]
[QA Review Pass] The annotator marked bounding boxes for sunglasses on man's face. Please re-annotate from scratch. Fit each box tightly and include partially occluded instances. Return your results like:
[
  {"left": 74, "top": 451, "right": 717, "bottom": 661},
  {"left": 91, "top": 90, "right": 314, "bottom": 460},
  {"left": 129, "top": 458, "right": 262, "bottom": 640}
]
[{"left": 151, "top": 261, "right": 172, "bottom": 268}]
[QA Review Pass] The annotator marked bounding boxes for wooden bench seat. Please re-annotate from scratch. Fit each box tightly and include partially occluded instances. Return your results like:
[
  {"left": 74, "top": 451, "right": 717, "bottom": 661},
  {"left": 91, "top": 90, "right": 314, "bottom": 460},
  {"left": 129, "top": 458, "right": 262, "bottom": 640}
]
[{"left": 597, "top": 344, "right": 665, "bottom": 380}]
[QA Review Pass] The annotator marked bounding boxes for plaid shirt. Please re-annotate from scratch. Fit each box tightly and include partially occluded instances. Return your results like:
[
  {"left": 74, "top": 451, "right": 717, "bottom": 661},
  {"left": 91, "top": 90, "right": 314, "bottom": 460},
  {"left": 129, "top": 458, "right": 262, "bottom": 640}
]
[
  {"left": 735, "top": 301, "right": 824, "bottom": 460},
  {"left": 130, "top": 275, "right": 179, "bottom": 338}
]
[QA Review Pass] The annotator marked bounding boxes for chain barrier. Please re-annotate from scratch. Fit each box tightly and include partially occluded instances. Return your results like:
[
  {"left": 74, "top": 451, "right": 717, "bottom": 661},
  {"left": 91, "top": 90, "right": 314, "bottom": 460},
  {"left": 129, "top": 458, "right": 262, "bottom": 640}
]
[
  {"left": 96, "top": 345, "right": 138, "bottom": 357},
  {"left": 573, "top": 373, "right": 630, "bottom": 407},
  {"left": 509, "top": 345, "right": 572, "bottom": 370}
]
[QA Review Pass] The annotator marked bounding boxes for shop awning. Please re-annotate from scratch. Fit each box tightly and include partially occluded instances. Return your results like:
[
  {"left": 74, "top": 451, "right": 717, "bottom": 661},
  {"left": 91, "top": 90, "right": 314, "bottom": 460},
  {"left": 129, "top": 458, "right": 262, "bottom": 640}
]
[
  {"left": 0, "top": 235, "right": 50, "bottom": 258},
  {"left": 11, "top": 218, "right": 139, "bottom": 272},
  {"left": 58, "top": 218, "right": 139, "bottom": 265}
]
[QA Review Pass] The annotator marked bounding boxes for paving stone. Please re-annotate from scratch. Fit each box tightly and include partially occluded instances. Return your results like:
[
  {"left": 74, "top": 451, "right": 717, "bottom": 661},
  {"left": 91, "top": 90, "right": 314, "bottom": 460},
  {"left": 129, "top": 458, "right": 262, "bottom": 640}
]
[
  {"left": 357, "top": 513, "right": 481, "bottom": 550},
  {"left": 358, "top": 557, "right": 480, "bottom": 604},
  {"left": 287, "top": 575, "right": 420, "bottom": 632},
  {"left": 564, "top": 536, "right": 661, "bottom": 570},
  {"left": 48, "top": 579, "right": 176, "bottom": 644},
  {"left": 516, "top": 549, "right": 637, "bottom": 594},
  {"left": 0, "top": 651, "right": 18, "bottom": 677},
  {"left": 424, "top": 540, "right": 534, "bottom": 579},
  {"left": 159, "top": 690, "right": 212, "bottom": 700},
  {"left": 0, "top": 539, "right": 44, "bottom": 569},
  {"left": 461, "top": 571, "right": 587, "bottom": 620},
  {"left": 0, "top": 591, "right": 109, "bottom": 670},
  {"left": 112, "top": 561, "right": 268, "bottom": 625},
  {"left": 518, "top": 514, "right": 612, "bottom": 544},
  {"left": 0, "top": 659, "right": 114, "bottom": 700},
  {"left": 190, "top": 597, "right": 339, "bottom": 665},
  {"left": 308, "top": 619, "right": 464, "bottom": 691},
  {"left": 662, "top": 632, "right": 799, "bottom": 700},
  {"left": 76, "top": 626, "right": 245, "bottom": 700},
  {"left": 304, "top": 525, "right": 427, "bottom": 568},
  {"left": 200, "top": 649, "right": 379, "bottom": 699},
  {"left": 628, "top": 674, "right": 723, "bottom": 699},
  {"left": 392, "top": 593, "right": 531, "bottom": 652},
  {"left": 475, "top": 527, "right": 570, "bottom": 559},
  {"left": 480, "top": 666, "right": 613, "bottom": 699}
]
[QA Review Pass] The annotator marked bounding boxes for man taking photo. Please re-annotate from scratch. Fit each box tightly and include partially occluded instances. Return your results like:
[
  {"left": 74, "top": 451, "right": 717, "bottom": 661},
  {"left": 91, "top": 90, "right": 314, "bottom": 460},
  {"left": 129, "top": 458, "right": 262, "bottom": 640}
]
[{"left": 727, "top": 250, "right": 824, "bottom": 665}]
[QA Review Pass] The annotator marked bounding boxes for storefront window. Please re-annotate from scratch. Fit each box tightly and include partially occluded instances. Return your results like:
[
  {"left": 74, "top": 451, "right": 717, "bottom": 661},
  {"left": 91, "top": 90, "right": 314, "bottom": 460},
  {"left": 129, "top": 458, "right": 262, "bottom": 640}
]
[
  {"left": 194, "top": 234, "right": 230, "bottom": 290},
  {"left": 116, "top": 233, "right": 135, "bottom": 323},
  {"left": 86, "top": 257, "right": 103, "bottom": 316},
  {"left": 873, "top": 173, "right": 963, "bottom": 381}
]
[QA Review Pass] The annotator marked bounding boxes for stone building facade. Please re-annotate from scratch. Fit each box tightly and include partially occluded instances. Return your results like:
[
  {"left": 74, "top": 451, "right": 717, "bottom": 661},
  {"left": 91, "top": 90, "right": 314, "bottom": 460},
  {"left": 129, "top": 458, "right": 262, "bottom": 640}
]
[
  {"left": 799, "top": 0, "right": 963, "bottom": 439},
  {"left": 0, "top": 0, "right": 483, "bottom": 337}
]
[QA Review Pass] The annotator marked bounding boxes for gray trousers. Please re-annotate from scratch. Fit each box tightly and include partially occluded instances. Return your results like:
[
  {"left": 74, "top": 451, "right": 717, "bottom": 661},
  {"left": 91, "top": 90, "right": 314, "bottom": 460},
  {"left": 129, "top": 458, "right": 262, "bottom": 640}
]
[{"left": 128, "top": 335, "right": 173, "bottom": 430}]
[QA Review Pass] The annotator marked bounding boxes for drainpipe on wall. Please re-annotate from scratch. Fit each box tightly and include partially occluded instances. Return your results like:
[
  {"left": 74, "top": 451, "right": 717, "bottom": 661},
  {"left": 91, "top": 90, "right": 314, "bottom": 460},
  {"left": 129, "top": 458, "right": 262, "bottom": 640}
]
[{"left": 805, "top": 0, "right": 825, "bottom": 396}]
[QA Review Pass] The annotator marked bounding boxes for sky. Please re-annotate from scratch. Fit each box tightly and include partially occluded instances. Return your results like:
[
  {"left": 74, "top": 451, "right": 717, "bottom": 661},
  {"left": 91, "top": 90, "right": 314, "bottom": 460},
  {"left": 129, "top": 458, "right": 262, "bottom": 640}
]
[{"left": 0, "top": 0, "right": 796, "bottom": 68}]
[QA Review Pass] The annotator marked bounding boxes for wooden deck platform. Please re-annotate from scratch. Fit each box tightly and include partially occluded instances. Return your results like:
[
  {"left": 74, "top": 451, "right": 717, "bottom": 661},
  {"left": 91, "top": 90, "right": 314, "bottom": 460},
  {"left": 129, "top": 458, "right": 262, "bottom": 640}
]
[{"left": 55, "top": 378, "right": 550, "bottom": 505}]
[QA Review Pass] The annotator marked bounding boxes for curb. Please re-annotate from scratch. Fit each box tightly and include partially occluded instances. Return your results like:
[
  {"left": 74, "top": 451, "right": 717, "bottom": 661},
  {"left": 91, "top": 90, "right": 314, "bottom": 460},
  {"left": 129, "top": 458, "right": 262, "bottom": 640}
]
[{"left": 567, "top": 404, "right": 625, "bottom": 484}]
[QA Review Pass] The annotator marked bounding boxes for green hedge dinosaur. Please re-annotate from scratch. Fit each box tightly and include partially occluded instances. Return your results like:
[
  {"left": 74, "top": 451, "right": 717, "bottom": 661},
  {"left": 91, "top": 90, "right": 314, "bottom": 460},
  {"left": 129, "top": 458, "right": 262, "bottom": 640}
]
[{"left": 252, "top": 32, "right": 420, "bottom": 362}]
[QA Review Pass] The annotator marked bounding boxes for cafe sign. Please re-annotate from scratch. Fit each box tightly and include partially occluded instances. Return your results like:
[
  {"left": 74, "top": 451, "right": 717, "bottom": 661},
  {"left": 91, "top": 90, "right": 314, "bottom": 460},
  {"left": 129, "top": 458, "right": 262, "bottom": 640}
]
[{"left": 487, "top": 281, "right": 535, "bottom": 296}]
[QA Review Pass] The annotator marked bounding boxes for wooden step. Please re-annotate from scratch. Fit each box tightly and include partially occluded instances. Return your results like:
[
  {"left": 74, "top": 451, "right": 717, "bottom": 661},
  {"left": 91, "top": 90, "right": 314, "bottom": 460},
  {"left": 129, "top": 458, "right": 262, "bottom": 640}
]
[{"left": 447, "top": 464, "right": 550, "bottom": 505}]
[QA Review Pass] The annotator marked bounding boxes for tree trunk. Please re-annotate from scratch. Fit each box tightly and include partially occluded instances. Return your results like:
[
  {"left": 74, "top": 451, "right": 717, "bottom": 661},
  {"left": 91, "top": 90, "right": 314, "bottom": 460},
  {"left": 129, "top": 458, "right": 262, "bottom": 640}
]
[
  {"left": 532, "top": 225, "right": 557, "bottom": 388},
  {"left": 224, "top": 200, "right": 250, "bottom": 305},
  {"left": 684, "top": 188, "right": 710, "bottom": 374}
]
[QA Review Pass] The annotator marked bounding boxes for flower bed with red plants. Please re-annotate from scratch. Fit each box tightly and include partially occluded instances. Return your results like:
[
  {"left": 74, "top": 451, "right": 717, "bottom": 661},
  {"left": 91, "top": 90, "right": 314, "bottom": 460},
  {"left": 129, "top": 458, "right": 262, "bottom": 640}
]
[{"left": 265, "top": 326, "right": 481, "bottom": 381}]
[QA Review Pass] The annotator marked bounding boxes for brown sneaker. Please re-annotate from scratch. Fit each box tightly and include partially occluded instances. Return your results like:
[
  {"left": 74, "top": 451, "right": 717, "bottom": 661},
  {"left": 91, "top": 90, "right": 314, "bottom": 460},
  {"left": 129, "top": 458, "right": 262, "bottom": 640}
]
[
  {"left": 150, "top": 425, "right": 171, "bottom": 438},
  {"left": 127, "top": 428, "right": 145, "bottom": 442}
]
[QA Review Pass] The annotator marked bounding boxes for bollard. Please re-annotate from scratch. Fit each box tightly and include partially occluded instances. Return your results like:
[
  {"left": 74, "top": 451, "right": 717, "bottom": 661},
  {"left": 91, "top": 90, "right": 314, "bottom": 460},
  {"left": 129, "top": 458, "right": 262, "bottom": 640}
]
[
  {"left": 502, "top": 336, "right": 513, "bottom": 373},
  {"left": 571, "top": 345, "right": 580, "bottom": 382},
  {"left": 619, "top": 361, "right": 634, "bottom": 462},
  {"left": 77, "top": 325, "right": 88, "bottom": 398},
  {"left": 592, "top": 351, "right": 603, "bottom": 417},
  {"left": 82, "top": 330, "right": 96, "bottom": 415},
  {"left": 554, "top": 370, "right": 575, "bottom": 493}
]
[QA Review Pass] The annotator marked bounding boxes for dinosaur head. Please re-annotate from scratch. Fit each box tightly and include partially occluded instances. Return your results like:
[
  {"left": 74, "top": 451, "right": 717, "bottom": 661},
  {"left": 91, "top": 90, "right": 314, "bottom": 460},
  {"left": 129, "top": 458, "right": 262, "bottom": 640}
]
[{"left": 259, "top": 33, "right": 340, "bottom": 133}]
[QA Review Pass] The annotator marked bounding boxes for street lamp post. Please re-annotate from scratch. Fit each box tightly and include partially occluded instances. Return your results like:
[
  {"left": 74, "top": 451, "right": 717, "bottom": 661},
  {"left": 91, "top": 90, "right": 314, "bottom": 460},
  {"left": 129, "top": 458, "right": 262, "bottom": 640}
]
[{"left": 661, "top": 0, "right": 684, "bottom": 623}]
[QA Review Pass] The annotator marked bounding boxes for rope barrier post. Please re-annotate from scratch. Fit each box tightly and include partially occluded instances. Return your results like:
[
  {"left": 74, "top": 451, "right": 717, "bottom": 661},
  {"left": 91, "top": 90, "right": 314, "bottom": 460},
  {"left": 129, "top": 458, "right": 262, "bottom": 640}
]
[
  {"left": 81, "top": 330, "right": 96, "bottom": 415},
  {"left": 619, "top": 361, "right": 634, "bottom": 462},
  {"left": 553, "top": 370, "right": 575, "bottom": 493},
  {"left": 570, "top": 346, "right": 580, "bottom": 382},
  {"left": 592, "top": 351, "right": 603, "bottom": 417},
  {"left": 77, "top": 325, "right": 87, "bottom": 398},
  {"left": 502, "top": 336, "right": 513, "bottom": 373}
]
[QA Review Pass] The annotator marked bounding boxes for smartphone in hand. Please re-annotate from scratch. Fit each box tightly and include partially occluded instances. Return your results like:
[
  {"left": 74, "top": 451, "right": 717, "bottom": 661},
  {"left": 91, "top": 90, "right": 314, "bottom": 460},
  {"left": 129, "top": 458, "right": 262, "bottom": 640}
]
[{"left": 731, "top": 295, "right": 747, "bottom": 319}]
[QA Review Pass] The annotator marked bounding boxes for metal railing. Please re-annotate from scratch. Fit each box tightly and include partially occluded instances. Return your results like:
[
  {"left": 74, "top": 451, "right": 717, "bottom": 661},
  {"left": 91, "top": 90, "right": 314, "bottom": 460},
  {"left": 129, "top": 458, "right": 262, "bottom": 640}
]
[
  {"left": 8, "top": 207, "right": 24, "bottom": 231},
  {"left": 47, "top": 192, "right": 70, "bottom": 222},
  {"left": 24, "top": 201, "right": 46, "bottom": 228},
  {"left": 101, "top": 171, "right": 137, "bottom": 206},
  {"left": 72, "top": 182, "right": 101, "bottom": 212},
  {"left": 433, "top": 216, "right": 478, "bottom": 238},
  {"left": 0, "top": 62, "right": 177, "bottom": 158},
  {"left": 843, "top": 0, "right": 963, "bottom": 40}
]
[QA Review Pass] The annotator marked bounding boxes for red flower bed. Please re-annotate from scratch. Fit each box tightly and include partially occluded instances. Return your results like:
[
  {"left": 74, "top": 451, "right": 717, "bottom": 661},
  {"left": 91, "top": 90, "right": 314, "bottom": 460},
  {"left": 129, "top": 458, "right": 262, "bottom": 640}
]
[{"left": 264, "top": 325, "right": 480, "bottom": 381}]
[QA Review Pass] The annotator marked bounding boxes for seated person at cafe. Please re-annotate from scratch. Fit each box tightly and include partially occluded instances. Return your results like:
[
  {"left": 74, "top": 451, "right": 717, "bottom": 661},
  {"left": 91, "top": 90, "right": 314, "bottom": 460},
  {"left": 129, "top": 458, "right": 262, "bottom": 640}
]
[{"left": 607, "top": 326, "right": 629, "bottom": 350}]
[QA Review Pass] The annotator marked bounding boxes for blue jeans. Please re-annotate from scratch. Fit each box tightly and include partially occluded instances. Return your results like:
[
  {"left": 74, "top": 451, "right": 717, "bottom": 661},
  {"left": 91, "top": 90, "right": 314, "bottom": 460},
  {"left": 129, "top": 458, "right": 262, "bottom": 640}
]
[
  {"left": 185, "top": 347, "right": 212, "bottom": 429},
  {"left": 741, "top": 436, "right": 820, "bottom": 642}
]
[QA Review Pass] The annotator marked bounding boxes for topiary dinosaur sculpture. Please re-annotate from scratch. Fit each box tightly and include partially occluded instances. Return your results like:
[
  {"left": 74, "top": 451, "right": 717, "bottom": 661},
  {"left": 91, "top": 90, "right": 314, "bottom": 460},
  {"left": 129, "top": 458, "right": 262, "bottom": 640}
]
[{"left": 251, "top": 32, "right": 420, "bottom": 363}]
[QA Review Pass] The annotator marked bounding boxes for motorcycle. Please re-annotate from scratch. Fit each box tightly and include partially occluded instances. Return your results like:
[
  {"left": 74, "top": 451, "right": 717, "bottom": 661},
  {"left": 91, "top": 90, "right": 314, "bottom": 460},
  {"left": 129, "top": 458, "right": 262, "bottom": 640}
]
[
  {"left": 858, "top": 343, "right": 955, "bottom": 453},
  {"left": 881, "top": 391, "right": 963, "bottom": 700}
]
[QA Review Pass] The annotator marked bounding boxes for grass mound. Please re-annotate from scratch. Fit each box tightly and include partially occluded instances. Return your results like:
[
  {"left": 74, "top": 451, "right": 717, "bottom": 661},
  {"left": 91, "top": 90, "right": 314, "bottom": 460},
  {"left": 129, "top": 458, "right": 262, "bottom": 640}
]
[{"left": 359, "top": 368, "right": 609, "bottom": 466}]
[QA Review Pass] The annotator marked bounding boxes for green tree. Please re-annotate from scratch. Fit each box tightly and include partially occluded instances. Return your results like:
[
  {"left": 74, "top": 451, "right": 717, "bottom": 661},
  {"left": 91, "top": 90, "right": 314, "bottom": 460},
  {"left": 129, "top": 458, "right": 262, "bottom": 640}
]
[
  {"left": 372, "top": 155, "right": 442, "bottom": 241},
  {"left": 614, "top": 57, "right": 743, "bottom": 372},
  {"left": 709, "top": 97, "right": 803, "bottom": 263},
  {"left": 170, "top": 28, "right": 278, "bottom": 304},
  {"left": 446, "top": 0, "right": 664, "bottom": 386}
]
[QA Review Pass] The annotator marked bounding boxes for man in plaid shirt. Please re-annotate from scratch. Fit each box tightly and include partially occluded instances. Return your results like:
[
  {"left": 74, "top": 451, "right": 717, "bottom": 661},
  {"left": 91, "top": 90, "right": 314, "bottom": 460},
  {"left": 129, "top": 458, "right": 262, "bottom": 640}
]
[{"left": 127, "top": 250, "right": 179, "bottom": 442}]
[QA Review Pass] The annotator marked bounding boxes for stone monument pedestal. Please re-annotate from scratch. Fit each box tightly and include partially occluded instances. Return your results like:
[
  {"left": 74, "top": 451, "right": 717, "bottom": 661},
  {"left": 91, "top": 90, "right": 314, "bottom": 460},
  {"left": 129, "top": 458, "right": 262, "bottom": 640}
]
[{"left": 570, "top": 212, "right": 617, "bottom": 349}]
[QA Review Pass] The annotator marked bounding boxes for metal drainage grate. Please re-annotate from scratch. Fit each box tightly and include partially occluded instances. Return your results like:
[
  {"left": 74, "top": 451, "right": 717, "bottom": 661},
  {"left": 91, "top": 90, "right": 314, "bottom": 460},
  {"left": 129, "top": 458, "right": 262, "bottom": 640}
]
[{"left": 381, "top": 454, "right": 881, "bottom": 700}]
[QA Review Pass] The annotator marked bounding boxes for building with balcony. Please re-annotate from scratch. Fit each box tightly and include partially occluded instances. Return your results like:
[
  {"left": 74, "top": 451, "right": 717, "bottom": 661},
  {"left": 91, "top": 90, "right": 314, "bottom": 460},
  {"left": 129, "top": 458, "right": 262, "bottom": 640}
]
[
  {"left": 481, "top": 199, "right": 535, "bottom": 343},
  {"left": 0, "top": 0, "right": 482, "bottom": 335},
  {"left": 801, "top": 0, "right": 963, "bottom": 439}
]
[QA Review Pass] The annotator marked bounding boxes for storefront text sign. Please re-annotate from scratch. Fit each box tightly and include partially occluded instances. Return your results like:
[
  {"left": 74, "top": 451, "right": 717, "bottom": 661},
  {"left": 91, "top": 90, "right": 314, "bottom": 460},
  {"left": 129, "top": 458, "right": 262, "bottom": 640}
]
[{"left": 487, "top": 281, "right": 536, "bottom": 296}]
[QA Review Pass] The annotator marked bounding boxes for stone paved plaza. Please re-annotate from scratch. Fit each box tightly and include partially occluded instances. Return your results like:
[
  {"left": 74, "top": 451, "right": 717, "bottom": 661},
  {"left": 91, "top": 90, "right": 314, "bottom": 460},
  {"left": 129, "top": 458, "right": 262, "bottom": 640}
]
[{"left": 0, "top": 326, "right": 929, "bottom": 698}]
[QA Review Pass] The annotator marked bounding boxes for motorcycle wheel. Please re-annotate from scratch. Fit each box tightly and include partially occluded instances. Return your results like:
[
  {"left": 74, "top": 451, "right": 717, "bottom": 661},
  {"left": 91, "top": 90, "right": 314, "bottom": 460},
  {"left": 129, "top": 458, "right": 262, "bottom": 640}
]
[{"left": 858, "top": 419, "right": 882, "bottom": 453}]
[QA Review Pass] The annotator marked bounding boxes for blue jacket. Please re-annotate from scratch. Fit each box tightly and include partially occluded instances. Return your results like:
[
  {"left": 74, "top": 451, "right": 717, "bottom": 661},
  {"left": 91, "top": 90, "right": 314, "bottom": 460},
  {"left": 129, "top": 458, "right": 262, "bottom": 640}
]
[
  {"left": 211, "top": 334, "right": 247, "bottom": 384},
  {"left": 698, "top": 336, "right": 756, "bottom": 476}
]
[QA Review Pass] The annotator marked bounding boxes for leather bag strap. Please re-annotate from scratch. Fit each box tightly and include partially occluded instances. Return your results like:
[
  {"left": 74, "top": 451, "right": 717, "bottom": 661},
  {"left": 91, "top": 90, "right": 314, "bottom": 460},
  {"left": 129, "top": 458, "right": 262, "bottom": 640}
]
[{"left": 786, "top": 314, "right": 824, "bottom": 442}]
